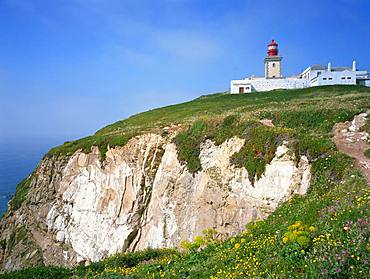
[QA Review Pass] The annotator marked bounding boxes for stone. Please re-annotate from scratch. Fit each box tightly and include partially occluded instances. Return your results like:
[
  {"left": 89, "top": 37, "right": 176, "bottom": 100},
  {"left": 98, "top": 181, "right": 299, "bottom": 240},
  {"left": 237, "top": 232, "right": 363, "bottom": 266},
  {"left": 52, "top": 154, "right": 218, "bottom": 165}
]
[{"left": 0, "top": 133, "right": 311, "bottom": 270}]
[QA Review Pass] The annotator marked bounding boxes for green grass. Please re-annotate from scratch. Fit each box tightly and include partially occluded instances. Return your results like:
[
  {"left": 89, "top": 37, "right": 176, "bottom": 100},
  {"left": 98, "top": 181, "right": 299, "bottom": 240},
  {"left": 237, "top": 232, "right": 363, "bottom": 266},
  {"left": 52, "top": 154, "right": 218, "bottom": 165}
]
[
  {"left": 360, "top": 116, "right": 370, "bottom": 134},
  {"left": 45, "top": 85, "right": 369, "bottom": 161},
  {"left": 361, "top": 116, "right": 370, "bottom": 158},
  {"left": 173, "top": 115, "right": 247, "bottom": 173},
  {"left": 231, "top": 125, "right": 293, "bottom": 183},
  {"left": 174, "top": 120, "right": 209, "bottom": 172},
  {"left": 0, "top": 248, "right": 178, "bottom": 279},
  {"left": 47, "top": 133, "right": 133, "bottom": 162},
  {"left": 9, "top": 175, "right": 32, "bottom": 211},
  {"left": 3, "top": 85, "right": 370, "bottom": 278},
  {"left": 365, "top": 148, "right": 370, "bottom": 158}
]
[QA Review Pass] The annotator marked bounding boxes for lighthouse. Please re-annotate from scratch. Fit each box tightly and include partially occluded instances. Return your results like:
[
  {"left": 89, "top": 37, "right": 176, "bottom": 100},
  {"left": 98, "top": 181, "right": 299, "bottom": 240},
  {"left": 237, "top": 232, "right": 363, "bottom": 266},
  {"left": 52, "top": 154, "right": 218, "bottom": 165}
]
[
  {"left": 230, "top": 39, "right": 370, "bottom": 94},
  {"left": 264, "top": 39, "right": 282, "bottom": 78}
]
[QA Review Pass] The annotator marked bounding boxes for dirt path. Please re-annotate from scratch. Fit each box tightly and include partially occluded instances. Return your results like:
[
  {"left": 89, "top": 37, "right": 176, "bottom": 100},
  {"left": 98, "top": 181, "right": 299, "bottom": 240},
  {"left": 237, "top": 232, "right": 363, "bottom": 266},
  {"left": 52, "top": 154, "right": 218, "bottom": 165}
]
[{"left": 333, "top": 110, "right": 370, "bottom": 185}]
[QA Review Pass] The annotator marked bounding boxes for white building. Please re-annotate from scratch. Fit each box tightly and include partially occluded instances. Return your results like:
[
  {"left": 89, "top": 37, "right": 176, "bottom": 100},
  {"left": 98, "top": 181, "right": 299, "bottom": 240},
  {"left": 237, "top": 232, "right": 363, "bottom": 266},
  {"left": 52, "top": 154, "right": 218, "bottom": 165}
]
[
  {"left": 230, "top": 40, "right": 370, "bottom": 94},
  {"left": 300, "top": 61, "right": 370, "bottom": 87}
]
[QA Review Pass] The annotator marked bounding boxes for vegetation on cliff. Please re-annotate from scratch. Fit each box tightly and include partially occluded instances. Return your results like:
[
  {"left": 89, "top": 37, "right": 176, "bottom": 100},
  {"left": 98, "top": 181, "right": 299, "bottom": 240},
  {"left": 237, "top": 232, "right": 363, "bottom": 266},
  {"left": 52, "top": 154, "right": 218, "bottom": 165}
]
[
  {"left": 8, "top": 175, "right": 33, "bottom": 211},
  {"left": 1, "top": 85, "right": 370, "bottom": 278},
  {"left": 46, "top": 85, "right": 368, "bottom": 160}
]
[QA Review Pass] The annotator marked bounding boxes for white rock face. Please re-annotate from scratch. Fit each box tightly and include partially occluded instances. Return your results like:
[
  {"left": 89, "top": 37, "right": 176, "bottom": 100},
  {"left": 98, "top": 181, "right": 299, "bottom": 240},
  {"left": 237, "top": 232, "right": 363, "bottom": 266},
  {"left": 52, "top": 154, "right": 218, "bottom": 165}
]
[
  {"left": 348, "top": 112, "right": 368, "bottom": 132},
  {"left": 45, "top": 134, "right": 311, "bottom": 264}
]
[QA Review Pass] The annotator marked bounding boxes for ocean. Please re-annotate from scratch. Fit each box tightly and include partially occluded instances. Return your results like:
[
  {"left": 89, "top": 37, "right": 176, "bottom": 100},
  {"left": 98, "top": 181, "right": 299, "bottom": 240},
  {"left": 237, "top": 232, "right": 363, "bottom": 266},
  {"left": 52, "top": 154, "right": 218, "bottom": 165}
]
[{"left": 0, "top": 138, "right": 62, "bottom": 216}]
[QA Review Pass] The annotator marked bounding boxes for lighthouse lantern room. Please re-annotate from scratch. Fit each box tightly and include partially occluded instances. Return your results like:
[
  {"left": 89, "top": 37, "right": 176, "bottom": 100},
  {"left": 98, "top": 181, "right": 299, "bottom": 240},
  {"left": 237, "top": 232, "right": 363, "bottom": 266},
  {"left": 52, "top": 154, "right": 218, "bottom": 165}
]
[{"left": 264, "top": 39, "right": 282, "bottom": 78}]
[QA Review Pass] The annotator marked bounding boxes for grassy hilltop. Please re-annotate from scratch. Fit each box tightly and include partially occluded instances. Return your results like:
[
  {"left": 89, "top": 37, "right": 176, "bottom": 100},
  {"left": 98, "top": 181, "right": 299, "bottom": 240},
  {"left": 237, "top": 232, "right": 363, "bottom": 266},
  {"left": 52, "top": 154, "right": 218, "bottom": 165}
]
[{"left": 3, "top": 85, "right": 370, "bottom": 278}]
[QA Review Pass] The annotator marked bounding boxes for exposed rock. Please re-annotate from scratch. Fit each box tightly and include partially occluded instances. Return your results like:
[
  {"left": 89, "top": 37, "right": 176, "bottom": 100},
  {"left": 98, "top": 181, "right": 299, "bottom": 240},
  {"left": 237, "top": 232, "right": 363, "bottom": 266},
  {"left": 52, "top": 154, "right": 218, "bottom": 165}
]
[
  {"left": 333, "top": 110, "right": 370, "bottom": 184},
  {"left": 0, "top": 133, "right": 311, "bottom": 271},
  {"left": 259, "top": 119, "right": 275, "bottom": 127},
  {"left": 348, "top": 112, "right": 368, "bottom": 132}
]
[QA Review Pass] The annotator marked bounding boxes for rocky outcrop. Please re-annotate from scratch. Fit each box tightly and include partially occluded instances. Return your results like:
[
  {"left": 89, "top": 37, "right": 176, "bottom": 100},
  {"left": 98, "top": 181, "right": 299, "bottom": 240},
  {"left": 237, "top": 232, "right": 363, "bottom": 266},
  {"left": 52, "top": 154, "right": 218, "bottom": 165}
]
[
  {"left": 0, "top": 131, "right": 311, "bottom": 271},
  {"left": 333, "top": 110, "right": 370, "bottom": 184}
]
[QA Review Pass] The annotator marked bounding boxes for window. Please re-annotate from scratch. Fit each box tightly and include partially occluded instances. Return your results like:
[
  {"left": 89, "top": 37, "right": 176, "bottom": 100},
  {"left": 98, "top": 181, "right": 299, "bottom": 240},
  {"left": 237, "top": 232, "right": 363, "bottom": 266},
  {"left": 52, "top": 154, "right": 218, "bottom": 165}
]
[
  {"left": 328, "top": 77, "right": 333, "bottom": 80},
  {"left": 239, "top": 87, "right": 244, "bottom": 93},
  {"left": 272, "top": 63, "right": 275, "bottom": 68},
  {"left": 341, "top": 77, "right": 346, "bottom": 79},
  {"left": 347, "top": 77, "right": 351, "bottom": 79},
  {"left": 323, "top": 78, "right": 327, "bottom": 80}
]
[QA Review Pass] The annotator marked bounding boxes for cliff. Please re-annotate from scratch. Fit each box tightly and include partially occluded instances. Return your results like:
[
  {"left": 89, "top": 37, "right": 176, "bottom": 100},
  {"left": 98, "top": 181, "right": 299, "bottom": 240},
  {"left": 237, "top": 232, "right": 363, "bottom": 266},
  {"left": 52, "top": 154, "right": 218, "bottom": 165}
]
[
  {"left": 0, "top": 85, "right": 369, "bottom": 276},
  {"left": 0, "top": 130, "right": 310, "bottom": 270}
]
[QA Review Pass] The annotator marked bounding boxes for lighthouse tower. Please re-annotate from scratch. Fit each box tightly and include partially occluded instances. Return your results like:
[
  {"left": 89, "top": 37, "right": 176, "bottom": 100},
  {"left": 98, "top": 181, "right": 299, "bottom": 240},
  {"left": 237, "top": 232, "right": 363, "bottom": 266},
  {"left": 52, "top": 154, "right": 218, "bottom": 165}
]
[{"left": 264, "top": 39, "right": 282, "bottom": 78}]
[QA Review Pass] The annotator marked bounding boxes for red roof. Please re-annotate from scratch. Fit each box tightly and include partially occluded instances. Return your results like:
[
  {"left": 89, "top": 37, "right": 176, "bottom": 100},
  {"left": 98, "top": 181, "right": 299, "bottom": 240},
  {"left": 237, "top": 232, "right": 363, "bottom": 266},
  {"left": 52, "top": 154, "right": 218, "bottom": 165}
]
[{"left": 268, "top": 39, "right": 278, "bottom": 46}]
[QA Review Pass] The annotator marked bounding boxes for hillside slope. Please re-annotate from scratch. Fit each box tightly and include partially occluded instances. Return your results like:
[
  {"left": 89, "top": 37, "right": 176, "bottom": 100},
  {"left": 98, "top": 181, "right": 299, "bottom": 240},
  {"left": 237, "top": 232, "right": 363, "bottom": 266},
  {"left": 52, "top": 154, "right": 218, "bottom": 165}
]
[{"left": 0, "top": 85, "right": 369, "bottom": 278}]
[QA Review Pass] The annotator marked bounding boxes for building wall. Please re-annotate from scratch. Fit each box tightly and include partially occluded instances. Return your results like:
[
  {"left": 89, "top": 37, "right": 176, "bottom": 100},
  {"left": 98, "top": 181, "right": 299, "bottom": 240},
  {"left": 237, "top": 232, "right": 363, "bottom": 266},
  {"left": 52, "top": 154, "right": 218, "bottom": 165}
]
[
  {"left": 265, "top": 58, "right": 282, "bottom": 78},
  {"left": 231, "top": 78, "right": 308, "bottom": 94},
  {"left": 355, "top": 70, "right": 369, "bottom": 79},
  {"left": 230, "top": 80, "right": 253, "bottom": 94},
  {"left": 230, "top": 62, "right": 369, "bottom": 94},
  {"left": 251, "top": 78, "right": 308, "bottom": 92},
  {"left": 307, "top": 69, "right": 322, "bottom": 80},
  {"left": 358, "top": 79, "right": 370, "bottom": 86},
  {"left": 310, "top": 70, "right": 356, "bottom": 86},
  {"left": 301, "top": 71, "right": 310, "bottom": 79}
]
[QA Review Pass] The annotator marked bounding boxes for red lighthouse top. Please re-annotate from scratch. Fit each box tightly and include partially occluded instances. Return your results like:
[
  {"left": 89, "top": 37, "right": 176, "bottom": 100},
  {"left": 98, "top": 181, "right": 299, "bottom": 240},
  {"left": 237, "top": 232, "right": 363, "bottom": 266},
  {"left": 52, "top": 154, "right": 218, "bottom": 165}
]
[{"left": 267, "top": 39, "right": 278, "bottom": 56}]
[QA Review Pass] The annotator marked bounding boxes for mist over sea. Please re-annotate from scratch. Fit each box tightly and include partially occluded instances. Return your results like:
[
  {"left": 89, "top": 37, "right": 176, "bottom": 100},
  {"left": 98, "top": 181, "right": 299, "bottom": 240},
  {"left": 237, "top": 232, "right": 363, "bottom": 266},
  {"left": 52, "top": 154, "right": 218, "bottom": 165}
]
[{"left": 0, "top": 138, "right": 61, "bottom": 216}]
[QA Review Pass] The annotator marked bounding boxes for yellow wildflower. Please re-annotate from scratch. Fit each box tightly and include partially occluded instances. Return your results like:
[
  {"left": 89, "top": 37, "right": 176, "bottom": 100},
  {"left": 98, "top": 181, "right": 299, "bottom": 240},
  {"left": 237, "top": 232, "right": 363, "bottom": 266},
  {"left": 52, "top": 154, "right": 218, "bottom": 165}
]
[{"left": 308, "top": 226, "right": 316, "bottom": 232}]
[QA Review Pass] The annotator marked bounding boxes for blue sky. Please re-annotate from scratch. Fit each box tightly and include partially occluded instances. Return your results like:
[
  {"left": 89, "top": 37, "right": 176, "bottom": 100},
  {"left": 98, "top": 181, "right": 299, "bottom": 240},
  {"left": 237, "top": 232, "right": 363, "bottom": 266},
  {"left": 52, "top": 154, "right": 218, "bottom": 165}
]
[{"left": 1, "top": 0, "right": 370, "bottom": 143}]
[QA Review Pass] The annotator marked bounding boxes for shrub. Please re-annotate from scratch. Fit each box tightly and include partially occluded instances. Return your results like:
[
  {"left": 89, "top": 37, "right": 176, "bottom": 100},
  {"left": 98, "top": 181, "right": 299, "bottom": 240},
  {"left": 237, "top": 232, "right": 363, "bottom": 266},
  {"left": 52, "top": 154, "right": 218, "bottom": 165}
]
[
  {"left": 180, "top": 228, "right": 219, "bottom": 252},
  {"left": 282, "top": 221, "right": 316, "bottom": 249},
  {"left": 365, "top": 148, "right": 370, "bottom": 158},
  {"left": 231, "top": 126, "right": 292, "bottom": 183},
  {"left": 211, "top": 115, "right": 245, "bottom": 145},
  {"left": 0, "top": 266, "right": 71, "bottom": 279},
  {"left": 174, "top": 121, "right": 209, "bottom": 173},
  {"left": 265, "top": 108, "right": 362, "bottom": 133},
  {"left": 9, "top": 176, "right": 32, "bottom": 211},
  {"left": 0, "top": 239, "right": 6, "bottom": 251},
  {"left": 359, "top": 117, "right": 370, "bottom": 134}
]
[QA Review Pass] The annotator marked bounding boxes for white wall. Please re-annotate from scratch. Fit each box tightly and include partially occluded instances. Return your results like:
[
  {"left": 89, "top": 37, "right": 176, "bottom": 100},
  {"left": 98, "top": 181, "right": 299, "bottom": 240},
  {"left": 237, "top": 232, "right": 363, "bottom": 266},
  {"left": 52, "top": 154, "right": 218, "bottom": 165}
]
[
  {"left": 250, "top": 78, "right": 308, "bottom": 92},
  {"left": 230, "top": 80, "right": 253, "bottom": 94},
  {"left": 356, "top": 70, "right": 369, "bottom": 79},
  {"left": 310, "top": 70, "right": 356, "bottom": 86},
  {"left": 358, "top": 79, "right": 370, "bottom": 87},
  {"left": 231, "top": 63, "right": 369, "bottom": 94},
  {"left": 231, "top": 78, "right": 308, "bottom": 94}
]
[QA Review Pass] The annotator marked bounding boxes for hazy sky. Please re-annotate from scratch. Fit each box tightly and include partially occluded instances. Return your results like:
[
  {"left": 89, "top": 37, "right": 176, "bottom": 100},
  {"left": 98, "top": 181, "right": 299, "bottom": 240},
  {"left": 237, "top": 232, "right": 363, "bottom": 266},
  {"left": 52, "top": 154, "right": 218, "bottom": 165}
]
[{"left": 1, "top": 0, "right": 370, "bottom": 143}]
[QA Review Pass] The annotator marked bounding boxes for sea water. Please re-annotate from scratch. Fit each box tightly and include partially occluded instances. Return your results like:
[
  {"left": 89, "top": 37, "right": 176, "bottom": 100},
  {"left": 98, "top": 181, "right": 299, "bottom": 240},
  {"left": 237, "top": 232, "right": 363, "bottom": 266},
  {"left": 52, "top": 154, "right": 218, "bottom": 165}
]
[{"left": 0, "top": 138, "right": 61, "bottom": 216}]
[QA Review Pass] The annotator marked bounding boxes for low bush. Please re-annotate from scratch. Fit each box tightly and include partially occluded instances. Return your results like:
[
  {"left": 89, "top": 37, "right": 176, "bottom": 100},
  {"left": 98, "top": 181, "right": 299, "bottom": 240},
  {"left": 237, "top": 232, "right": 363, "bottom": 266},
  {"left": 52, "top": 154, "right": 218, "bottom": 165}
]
[
  {"left": 231, "top": 125, "right": 292, "bottom": 183},
  {"left": 180, "top": 228, "right": 219, "bottom": 252},
  {"left": 365, "top": 148, "right": 370, "bottom": 158},
  {"left": 9, "top": 176, "right": 32, "bottom": 211},
  {"left": 173, "top": 120, "right": 209, "bottom": 172},
  {"left": 0, "top": 266, "right": 71, "bottom": 279}
]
